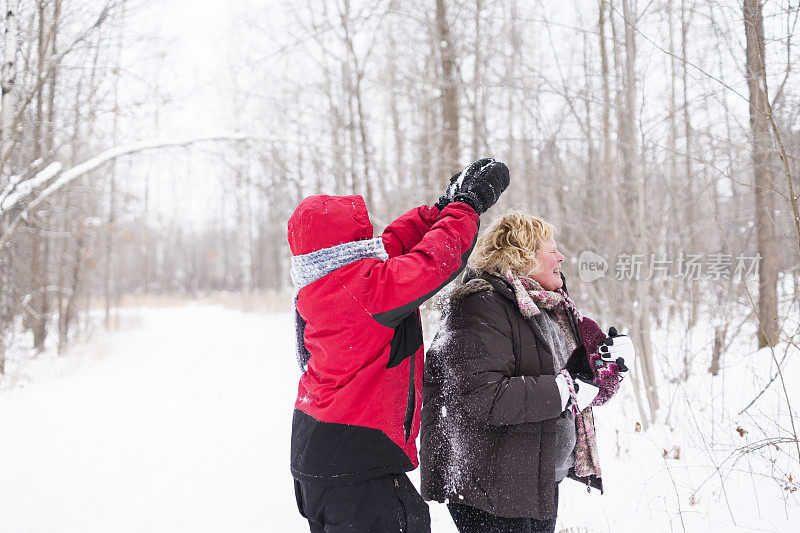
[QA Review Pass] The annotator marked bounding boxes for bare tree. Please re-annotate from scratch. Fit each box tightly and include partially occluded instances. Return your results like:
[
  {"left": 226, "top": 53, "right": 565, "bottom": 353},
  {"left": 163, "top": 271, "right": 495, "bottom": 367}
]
[
  {"left": 0, "top": 0, "right": 20, "bottom": 372},
  {"left": 744, "top": 0, "right": 779, "bottom": 348},
  {"left": 30, "top": 0, "right": 61, "bottom": 351},
  {"left": 0, "top": 0, "right": 19, "bottom": 168},
  {"left": 619, "top": 0, "right": 659, "bottom": 422},
  {"left": 435, "top": 0, "right": 459, "bottom": 178},
  {"left": 471, "top": 0, "right": 487, "bottom": 161}
]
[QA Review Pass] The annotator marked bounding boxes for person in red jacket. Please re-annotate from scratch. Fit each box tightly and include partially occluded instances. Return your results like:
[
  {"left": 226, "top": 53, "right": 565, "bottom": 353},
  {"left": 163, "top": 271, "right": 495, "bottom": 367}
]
[{"left": 288, "top": 159, "right": 509, "bottom": 532}]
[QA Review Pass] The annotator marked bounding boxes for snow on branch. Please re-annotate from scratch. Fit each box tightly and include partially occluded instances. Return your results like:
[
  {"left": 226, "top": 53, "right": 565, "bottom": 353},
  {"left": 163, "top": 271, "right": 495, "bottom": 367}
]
[
  {"left": 0, "top": 162, "right": 63, "bottom": 212},
  {"left": 0, "top": 132, "right": 283, "bottom": 250}
]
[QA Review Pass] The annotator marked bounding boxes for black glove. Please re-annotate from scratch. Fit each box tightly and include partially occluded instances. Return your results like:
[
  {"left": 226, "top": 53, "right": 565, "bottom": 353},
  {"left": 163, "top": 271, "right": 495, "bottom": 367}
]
[
  {"left": 435, "top": 158, "right": 510, "bottom": 215},
  {"left": 453, "top": 158, "right": 509, "bottom": 214},
  {"left": 435, "top": 158, "right": 490, "bottom": 210}
]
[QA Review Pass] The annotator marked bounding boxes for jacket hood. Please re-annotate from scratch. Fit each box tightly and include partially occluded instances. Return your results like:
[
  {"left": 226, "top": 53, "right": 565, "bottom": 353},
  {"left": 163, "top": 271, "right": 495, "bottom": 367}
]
[
  {"left": 451, "top": 268, "right": 512, "bottom": 305},
  {"left": 445, "top": 268, "right": 509, "bottom": 310},
  {"left": 287, "top": 194, "right": 374, "bottom": 256},
  {"left": 449, "top": 270, "right": 572, "bottom": 309},
  {"left": 449, "top": 277, "right": 494, "bottom": 306}
]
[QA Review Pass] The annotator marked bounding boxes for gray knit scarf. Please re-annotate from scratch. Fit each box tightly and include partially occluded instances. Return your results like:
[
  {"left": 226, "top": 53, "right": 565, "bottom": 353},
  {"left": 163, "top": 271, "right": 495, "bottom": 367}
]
[{"left": 291, "top": 237, "right": 389, "bottom": 370}]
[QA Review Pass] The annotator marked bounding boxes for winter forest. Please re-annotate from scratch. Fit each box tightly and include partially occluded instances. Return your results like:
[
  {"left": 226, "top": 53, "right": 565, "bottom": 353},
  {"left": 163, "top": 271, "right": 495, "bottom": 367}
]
[{"left": 1, "top": 0, "right": 799, "bottom": 531}]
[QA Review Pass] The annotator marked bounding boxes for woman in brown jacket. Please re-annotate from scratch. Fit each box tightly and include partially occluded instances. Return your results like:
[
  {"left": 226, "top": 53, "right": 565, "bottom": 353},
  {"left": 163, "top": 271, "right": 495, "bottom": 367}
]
[{"left": 420, "top": 212, "right": 633, "bottom": 533}]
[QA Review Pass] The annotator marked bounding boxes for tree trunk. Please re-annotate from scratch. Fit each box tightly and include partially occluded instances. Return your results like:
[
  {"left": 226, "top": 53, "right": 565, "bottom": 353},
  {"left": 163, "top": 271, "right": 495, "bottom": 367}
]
[
  {"left": 621, "top": 0, "right": 659, "bottom": 422},
  {"left": 681, "top": 0, "right": 700, "bottom": 328},
  {"left": 32, "top": 0, "right": 57, "bottom": 352},
  {"left": 0, "top": 2, "right": 19, "bottom": 364},
  {"left": 472, "top": 0, "right": 485, "bottom": 161},
  {"left": 599, "top": 0, "right": 616, "bottom": 228},
  {"left": 744, "top": 0, "right": 779, "bottom": 348},
  {"left": 386, "top": 8, "right": 407, "bottom": 209},
  {"left": 435, "top": 0, "right": 459, "bottom": 177},
  {"left": 505, "top": 1, "right": 519, "bottom": 181},
  {"left": 59, "top": 234, "right": 84, "bottom": 354},
  {"left": 338, "top": 2, "right": 373, "bottom": 207},
  {"left": 0, "top": 0, "right": 20, "bottom": 175},
  {"left": 235, "top": 148, "right": 253, "bottom": 295},
  {"left": 418, "top": 47, "right": 435, "bottom": 201},
  {"left": 104, "top": 1, "right": 126, "bottom": 328}
]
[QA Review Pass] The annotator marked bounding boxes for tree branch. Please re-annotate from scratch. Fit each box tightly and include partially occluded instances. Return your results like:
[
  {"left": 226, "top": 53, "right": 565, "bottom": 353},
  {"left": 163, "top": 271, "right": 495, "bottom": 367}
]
[{"left": 0, "top": 132, "right": 290, "bottom": 250}]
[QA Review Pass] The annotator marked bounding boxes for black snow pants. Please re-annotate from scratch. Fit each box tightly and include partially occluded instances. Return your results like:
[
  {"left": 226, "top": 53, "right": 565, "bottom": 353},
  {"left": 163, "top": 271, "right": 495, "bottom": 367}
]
[
  {"left": 294, "top": 473, "right": 431, "bottom": 532},
  {"left": 446, "top": 484, "right": 559, "bottom": 533}
]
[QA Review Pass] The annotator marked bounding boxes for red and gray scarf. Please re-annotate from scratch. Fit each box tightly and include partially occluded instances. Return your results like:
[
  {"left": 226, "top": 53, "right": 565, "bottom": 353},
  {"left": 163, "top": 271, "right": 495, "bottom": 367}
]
[{"left": 504, "top": 270, "right": 602, "bottom": 479}]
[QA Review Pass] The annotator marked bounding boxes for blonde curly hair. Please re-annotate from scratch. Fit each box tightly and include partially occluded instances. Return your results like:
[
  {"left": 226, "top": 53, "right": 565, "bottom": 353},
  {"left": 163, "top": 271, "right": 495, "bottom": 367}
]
[{"left": 469, "top": 211, "right": 556, "bottom": 276}]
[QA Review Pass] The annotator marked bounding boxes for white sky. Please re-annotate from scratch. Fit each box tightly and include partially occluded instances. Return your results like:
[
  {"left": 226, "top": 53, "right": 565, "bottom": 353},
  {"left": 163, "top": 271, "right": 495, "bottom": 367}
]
[{"left": 120, "top": 0, "right": 255, "bottom": 228}]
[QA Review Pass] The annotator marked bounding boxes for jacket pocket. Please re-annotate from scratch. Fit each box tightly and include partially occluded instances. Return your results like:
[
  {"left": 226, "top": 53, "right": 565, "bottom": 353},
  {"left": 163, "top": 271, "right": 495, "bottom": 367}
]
[
  {"left": 390, "top": 476, "right": 409, "bottom": 532},
  {"left": 487, "top": 428, "right": 542, "bottom": 514},
  {"left": 479, "top": 427, "right": 505, "bottom": 505},
  {"left": 293, "top": 480, "right": 308, "bottom": 519}
]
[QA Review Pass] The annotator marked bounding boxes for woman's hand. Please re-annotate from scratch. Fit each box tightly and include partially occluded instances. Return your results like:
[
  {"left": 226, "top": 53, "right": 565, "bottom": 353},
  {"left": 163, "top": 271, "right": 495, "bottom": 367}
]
[
  {"left": 556, "top": 370, "right": 600, "bottom": 412},
  {"left": 574, "top": 379, "right": 599, "bottom": 411},
  {"left": 600, "top": 327, "right": 634, "bottom": 374}
]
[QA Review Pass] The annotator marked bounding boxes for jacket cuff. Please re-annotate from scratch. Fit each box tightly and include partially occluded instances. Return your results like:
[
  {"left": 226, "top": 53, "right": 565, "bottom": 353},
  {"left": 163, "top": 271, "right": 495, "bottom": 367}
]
[
  {"left": 554, "top": 373, "right": 571, "bottom": 411},
  {"left": 439, "top": 201, "right": 480, "bottom": 223}
]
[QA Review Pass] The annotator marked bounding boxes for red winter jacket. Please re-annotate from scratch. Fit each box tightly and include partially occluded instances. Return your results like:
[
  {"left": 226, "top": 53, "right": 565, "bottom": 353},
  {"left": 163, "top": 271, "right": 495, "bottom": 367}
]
[{"left": 288, "top": 194, "right": 480, "bottom": 485}]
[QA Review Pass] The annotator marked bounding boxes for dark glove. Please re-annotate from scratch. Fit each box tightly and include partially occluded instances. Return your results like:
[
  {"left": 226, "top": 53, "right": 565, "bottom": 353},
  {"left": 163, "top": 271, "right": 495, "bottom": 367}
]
[
  {"left": 435, "top": 158, "right": 491, "bottom": 210},
  {"left": 565, "top": 344, "right": 593, "bottom": 382},
  {"left": 435, "top": 158, "right": 510, "bottom": 215},
  {"left": 453, "top": 158, "right": 509, "bottom": 214}
]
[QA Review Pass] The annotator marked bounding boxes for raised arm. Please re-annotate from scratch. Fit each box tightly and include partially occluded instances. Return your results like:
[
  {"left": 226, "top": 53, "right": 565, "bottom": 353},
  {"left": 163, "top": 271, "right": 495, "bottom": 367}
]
[
  {"left": 381, "top": 204, "right": 447, "bottom": 259},
  {"left": 355, "top": 158, "right": 510, "bottom": 328},
  {"left": 346, "top": 202, "right": 480, "bottom": 329}
]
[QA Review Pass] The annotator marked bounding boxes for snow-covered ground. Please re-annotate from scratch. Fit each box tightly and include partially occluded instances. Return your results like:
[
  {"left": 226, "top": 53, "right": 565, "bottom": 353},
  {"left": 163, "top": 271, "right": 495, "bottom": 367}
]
[
  {"left": 0, "top": 305, "right": 302, "bottom": 532},
  {"left": 1, "top": 304, "right": 797, "bottom": 532}
]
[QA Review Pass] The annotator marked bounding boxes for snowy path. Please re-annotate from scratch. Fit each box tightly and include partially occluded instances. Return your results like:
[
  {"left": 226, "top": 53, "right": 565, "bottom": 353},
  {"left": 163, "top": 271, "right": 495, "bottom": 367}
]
[
  {"left": 1, "top": 305, "right": 797, "bottom": 532},
  {"left": 0, "top": 306, "right": 305, "bottom": 532}
]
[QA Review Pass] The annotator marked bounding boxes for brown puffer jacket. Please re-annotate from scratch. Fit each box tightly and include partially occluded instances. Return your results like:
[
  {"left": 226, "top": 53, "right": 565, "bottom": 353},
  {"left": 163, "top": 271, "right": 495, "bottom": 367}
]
[{"left": 420, "top": 272, "right": 601, "bottom": 520}]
